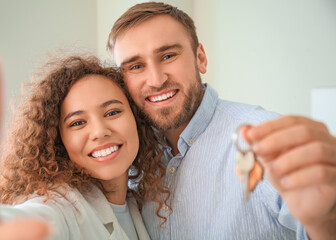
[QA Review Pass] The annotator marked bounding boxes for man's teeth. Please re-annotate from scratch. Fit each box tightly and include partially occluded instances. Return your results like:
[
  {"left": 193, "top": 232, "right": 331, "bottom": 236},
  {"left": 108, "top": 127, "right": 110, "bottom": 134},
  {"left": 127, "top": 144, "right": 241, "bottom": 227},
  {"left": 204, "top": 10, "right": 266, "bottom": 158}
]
[
  {"left": 148, "top": 91, "right": 175, "bottom": 102},
  {"left": 91, "top": 146, "right": 119, "bottom": 158}
]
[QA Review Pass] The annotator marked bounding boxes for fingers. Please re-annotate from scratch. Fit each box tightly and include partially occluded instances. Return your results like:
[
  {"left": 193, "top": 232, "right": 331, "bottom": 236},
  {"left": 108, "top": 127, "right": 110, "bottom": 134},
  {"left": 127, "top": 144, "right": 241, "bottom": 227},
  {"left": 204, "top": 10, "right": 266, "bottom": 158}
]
[
  {"left": 248, "top": 115, "right": 328, "bottom": 142},
  {"left": 279, "top": 164, "right": 336, "bottom": 190},
  {"left": 247, "top": 116, "right": 333, "bottom": 160},
  {"left": 244, "top": 115, "right": 336, "bottom": 190},
  {"left": 0, "top": 218, "right": 51, "bottom": 240},
  {"left": 253, "top": 124, "right": 330, "bottom": 157},
  {"left": 269, "top": 141, "right": 336, "bottom": 178}
]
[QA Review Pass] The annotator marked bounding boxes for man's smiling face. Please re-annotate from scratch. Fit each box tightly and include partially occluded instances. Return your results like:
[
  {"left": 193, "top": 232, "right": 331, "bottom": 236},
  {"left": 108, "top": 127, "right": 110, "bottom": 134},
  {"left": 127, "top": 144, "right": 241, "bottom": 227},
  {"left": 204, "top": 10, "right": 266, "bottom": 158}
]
[{"left": 113, "top": 15, "right": 207, "bottom": 132}]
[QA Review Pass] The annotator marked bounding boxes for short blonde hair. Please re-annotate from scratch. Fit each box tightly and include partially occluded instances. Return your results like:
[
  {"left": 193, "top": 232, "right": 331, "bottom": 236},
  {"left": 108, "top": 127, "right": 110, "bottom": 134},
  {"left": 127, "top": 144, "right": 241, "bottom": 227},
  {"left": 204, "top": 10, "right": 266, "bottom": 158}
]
[{"left": 107, "top": 1, "right": 199, "bottom": 56}]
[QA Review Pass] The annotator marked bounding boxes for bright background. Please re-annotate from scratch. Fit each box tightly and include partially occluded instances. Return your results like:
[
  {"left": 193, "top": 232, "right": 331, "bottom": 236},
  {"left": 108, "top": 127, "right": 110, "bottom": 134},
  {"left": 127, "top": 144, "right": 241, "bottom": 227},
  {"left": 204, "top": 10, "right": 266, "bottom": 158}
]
[{"left": 1, "top": 0, "right": 336, "bottom": 138}]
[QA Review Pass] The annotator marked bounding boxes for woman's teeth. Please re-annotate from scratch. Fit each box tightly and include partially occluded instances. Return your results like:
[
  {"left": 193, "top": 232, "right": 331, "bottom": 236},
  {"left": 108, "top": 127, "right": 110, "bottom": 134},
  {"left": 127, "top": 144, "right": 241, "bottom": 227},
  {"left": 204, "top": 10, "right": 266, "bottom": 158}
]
[{"left": 91, "top": 145, "right": 119, "bottom": 158}]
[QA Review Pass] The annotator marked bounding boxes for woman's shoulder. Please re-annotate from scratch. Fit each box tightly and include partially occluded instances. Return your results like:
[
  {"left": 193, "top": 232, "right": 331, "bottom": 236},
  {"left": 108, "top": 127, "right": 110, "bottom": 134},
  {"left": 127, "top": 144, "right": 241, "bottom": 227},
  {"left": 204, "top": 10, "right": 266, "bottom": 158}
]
[{"left": 21, "top": 185, "right": 85, "bottom": 208}]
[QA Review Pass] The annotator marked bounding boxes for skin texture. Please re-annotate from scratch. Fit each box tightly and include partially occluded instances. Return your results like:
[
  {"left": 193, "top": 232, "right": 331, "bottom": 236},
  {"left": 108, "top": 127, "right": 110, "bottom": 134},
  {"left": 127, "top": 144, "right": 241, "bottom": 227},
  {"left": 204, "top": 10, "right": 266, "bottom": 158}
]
[
  {"left": 0, "top": 62, "right": 50, "bottom": 240},
  {"left": 114, "top": 15, "right": 207, "bottom": 155},
  {"left": 113, "top": 14, "right": 336, "bottom": 240}
]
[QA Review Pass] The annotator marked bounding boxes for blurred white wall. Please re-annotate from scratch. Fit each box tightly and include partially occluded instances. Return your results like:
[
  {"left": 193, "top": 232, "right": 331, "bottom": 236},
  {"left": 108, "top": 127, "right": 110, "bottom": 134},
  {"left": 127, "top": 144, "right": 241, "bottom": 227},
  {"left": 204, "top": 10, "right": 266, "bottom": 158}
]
[
  {"left": 1, "top": 0, "right": 335, "bottom": 138},
  {"left": 0, "top": 0, "right": 97, "bottom": 138},
  {"left": 99, "top": 0, "right": 336, "bottom": 118},
  {"left": 195, "top": 0, "right": 336, "bottom": 117}
]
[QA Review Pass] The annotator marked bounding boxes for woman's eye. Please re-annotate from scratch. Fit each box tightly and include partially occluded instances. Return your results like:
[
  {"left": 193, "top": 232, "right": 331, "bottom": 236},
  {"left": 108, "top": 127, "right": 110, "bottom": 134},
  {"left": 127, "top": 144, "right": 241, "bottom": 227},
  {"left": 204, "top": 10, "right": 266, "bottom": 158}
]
[
  {"left": 105, "top": 110, "right": 121, "bottom": 117},
  {"left": 70, "top": 120, "right": 85, "bottom": 127}
]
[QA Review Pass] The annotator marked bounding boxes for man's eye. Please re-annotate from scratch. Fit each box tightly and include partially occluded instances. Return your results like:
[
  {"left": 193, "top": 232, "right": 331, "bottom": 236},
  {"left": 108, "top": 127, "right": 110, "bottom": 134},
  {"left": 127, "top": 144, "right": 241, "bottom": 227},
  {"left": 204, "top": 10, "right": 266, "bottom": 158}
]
[
  {"left": 163, "top": 54, "right": 176, "bottom": 61},
  {"left": 70, "top": 120, "right": 85, "bottom": 127},
  {"left": 105, "top": 110, "right": 121, "bottom": 117},
  {"left": 130, "top": 64, "right": 142, "bottom": 70}
]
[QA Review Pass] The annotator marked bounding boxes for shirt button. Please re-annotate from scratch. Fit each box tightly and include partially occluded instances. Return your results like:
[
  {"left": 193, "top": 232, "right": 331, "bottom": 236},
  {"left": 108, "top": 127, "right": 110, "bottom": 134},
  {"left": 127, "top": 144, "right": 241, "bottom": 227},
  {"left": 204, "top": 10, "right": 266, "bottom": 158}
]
[
  {"left": 163, "top": 204, "right": 169, "bottom": 211},
  {"left": 169, "top": 166, "right": 176, "bottom": 174},
  {"left": 189, "top": 138, "right": 195, "bottom": 144}
]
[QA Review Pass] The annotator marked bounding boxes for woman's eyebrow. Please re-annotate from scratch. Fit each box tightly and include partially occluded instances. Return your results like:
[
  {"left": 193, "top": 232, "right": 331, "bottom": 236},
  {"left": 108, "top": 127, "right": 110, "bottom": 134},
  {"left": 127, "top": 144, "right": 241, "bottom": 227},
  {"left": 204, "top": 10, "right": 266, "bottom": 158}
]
[
  {"left": 63, "top": 110, "right": 84, "bottom": 123},
  {"left": 100, "top": 99, "right": 123, "bottom": 108},
  {"left": 63, "top": 100, "right": 123, "bottom": 123}
]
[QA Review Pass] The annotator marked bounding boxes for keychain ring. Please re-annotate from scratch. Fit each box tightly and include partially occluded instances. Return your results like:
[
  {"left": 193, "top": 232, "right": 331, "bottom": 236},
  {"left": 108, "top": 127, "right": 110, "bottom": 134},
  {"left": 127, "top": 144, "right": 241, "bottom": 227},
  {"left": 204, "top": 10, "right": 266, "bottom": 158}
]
[{"left": 232, "top": 124, "right": 252, "bottom": 154}]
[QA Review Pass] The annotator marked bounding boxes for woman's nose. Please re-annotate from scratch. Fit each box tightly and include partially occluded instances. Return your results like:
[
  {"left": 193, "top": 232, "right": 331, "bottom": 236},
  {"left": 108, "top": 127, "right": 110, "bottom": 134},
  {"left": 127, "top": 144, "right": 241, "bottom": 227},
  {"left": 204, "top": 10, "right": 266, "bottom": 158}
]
[{"left": 89, "top": 120, "right": 112, "bottom": 141}]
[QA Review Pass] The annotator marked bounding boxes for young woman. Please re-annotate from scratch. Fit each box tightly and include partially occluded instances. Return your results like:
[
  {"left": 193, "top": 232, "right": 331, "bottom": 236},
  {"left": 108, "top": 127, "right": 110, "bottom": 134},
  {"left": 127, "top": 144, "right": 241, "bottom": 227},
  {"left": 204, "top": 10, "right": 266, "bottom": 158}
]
[{"left": 0, "top": 55, "right": 169, "bottom": 240}]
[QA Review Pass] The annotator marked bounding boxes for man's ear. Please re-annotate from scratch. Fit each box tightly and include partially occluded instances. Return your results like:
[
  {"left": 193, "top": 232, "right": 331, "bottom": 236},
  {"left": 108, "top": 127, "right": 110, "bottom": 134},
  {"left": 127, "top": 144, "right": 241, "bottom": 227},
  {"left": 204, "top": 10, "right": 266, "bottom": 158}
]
[{"left": 196, "top": 43, "right": 207, "bottom": 74}]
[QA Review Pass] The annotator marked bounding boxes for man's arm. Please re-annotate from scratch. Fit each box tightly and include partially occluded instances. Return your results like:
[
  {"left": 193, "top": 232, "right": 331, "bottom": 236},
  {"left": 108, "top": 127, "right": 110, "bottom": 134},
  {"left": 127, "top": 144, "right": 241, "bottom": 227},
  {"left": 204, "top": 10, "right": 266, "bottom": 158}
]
[{"left": 245, "top": 115, "right": 336, "bottom": 240}]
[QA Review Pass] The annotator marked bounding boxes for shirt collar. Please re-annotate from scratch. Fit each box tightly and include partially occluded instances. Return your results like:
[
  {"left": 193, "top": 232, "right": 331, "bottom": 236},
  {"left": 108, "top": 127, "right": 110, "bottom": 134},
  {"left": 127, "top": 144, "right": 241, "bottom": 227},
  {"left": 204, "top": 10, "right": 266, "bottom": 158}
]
[
  {"left": 177, "top": 84, "right": 218, "bottom": 156},
  {"left": 82, "top": 185, "right": 116, "bottom": 225}
]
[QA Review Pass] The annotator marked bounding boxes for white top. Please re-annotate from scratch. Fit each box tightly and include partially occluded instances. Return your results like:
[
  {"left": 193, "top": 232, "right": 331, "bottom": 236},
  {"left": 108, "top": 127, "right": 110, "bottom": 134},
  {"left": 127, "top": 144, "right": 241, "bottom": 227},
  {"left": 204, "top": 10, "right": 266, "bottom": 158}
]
[{"left": 0, "top": 185, "right": 151, "bottom": 240}]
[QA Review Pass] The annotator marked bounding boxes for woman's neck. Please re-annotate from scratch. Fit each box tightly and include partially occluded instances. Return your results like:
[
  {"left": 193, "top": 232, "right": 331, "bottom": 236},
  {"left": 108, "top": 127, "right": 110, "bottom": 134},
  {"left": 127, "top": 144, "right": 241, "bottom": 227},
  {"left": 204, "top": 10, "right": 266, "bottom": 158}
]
[{"left": 100, "top": 172, "right": 128, "bottom": 205}]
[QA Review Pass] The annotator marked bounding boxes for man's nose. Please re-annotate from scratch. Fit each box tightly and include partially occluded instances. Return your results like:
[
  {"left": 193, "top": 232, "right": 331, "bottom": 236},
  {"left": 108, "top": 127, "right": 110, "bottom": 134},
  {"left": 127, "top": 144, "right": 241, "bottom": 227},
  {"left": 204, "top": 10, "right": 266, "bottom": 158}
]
[{"left": 146, "top": 63, "right": 168, "bottom": 88}]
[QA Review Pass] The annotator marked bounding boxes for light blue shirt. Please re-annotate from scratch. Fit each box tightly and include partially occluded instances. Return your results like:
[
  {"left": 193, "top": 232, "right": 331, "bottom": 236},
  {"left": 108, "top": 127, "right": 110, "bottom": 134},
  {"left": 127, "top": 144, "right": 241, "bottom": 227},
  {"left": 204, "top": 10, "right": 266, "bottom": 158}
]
[
  {"left": 142, "top": 84, "right": 308, "bottom": 240},
  {"left": 110, "top": 202, "right": 139, "bottom": 240}
]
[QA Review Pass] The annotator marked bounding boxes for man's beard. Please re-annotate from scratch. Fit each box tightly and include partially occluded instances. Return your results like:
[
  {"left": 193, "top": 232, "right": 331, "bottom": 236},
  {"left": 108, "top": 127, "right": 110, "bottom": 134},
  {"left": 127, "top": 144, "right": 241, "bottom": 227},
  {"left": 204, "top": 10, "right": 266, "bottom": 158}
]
[{"left": 139, "top": 71, "right": 203, "bottom": 132}]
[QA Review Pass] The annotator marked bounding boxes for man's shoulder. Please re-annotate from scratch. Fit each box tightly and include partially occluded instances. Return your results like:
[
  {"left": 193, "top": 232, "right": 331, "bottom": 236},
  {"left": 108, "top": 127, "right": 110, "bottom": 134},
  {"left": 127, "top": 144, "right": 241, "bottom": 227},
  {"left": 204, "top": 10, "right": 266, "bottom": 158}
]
[{"left": 215, "top": 98, "right": 281, "bottom": 124}]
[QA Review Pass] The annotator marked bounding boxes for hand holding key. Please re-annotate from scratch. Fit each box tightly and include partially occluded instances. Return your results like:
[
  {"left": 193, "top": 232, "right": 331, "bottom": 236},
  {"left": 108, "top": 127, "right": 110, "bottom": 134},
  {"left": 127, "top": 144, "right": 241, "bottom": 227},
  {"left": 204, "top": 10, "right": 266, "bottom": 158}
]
[{"left": 245, "top": 116, "right": 336, "bottom": 240}]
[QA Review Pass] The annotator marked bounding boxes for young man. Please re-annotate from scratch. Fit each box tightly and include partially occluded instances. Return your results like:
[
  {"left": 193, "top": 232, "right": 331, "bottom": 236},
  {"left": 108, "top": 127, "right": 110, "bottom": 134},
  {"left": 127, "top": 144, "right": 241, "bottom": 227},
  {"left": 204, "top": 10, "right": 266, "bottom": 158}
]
[{"left": 107, "top": 2, "right": 336, "bottom": 239}]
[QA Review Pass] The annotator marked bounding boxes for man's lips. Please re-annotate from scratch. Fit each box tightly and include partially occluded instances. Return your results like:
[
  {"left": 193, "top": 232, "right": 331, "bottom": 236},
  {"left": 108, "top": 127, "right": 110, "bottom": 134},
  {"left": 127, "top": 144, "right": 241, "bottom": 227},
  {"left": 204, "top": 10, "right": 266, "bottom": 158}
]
[{"left": 146, "top": 89, "right": 178, "bottom": 103}]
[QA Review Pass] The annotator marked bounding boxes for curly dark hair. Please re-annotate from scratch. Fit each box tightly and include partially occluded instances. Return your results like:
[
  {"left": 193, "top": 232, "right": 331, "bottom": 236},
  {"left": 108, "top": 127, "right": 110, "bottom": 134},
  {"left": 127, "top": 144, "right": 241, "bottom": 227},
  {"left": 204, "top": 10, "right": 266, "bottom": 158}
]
[{"left": 0, "top": 55, "right": 170, "bottom": 223}]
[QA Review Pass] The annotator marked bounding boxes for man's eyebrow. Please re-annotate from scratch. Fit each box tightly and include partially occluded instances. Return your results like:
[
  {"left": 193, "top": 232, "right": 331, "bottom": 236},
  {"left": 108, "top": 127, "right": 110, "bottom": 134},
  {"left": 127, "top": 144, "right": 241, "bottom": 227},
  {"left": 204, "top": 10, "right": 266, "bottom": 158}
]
[
  {"left": 120, "top": 56, "right": 141, "bottom": 69},
  {"left": 154, "top": 44, "right": 183, "bottom": 54},
  {"left": 119, "top": 44, "right": 183, "bottom": 69},
  {"left": 63, "top": 99, "right": 123, "bottom": 123}
]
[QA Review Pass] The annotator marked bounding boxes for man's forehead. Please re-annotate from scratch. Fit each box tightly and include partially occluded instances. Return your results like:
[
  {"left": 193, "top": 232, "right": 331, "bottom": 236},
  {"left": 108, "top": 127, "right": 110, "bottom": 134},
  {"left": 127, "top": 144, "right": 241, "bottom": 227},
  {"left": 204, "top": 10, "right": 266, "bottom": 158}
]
[{"left": 113, "top": 16, "right": 190, "bottom": 64}]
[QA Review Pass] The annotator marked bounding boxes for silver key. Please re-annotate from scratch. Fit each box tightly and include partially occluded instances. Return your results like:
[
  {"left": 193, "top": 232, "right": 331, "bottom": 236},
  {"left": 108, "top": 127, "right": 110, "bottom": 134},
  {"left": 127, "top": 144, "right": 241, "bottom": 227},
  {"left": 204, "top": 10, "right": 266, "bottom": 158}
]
[{"left": 236, "top": 150, "right": 255, "bottom": 201}]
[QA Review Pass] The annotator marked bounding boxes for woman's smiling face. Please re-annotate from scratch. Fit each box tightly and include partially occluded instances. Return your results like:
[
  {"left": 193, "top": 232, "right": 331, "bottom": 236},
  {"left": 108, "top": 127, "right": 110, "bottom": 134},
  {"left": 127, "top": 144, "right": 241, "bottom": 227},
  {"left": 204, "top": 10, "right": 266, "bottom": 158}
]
[{"left": 59, "top": 74, "right": 139, "bottom": 181}]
